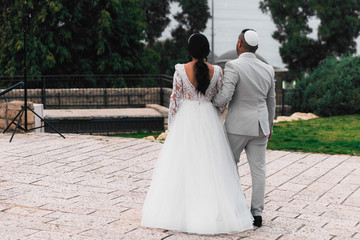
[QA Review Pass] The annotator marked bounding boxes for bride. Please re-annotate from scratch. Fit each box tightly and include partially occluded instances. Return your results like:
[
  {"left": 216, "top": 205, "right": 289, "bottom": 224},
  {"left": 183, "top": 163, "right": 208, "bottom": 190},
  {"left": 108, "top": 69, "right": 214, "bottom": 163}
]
[{"left": 141, "top": 33, "right": 253, "bottom": 235}]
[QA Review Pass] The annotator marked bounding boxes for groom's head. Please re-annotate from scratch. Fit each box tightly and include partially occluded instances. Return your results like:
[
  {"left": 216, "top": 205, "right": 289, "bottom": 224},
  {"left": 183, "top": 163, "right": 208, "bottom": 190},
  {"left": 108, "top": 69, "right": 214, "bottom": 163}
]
[{"left": 236, "top": 29, "right": 259, "bottom": 55}]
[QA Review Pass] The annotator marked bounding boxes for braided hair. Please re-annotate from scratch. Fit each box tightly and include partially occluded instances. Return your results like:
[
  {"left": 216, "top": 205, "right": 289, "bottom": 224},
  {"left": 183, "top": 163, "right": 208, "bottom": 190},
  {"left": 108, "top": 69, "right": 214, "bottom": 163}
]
[{"left": 187, "top": 33, "right": 211, "bottom": 95}]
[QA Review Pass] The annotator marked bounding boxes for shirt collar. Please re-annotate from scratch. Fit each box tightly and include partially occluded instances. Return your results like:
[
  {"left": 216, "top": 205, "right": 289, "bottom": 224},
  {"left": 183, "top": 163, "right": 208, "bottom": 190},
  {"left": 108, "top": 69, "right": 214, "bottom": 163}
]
[{"left": 238, "top": 52, "right": 256, "bottom": 58}]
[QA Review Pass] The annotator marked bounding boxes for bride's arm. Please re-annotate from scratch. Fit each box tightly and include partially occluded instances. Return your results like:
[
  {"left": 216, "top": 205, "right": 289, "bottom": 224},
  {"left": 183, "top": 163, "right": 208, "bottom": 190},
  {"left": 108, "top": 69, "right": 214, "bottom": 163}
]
[
  {"left": 168, "top": 70, "right": 183, "bottom": 131},
  {"left": 215, "top": 69, "right": 226, "bottom": 114}
]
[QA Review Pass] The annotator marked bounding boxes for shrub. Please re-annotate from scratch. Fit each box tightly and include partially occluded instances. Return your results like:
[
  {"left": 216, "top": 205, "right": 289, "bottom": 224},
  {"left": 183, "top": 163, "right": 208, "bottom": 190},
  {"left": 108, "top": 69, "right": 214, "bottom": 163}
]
[{"left": 297, "top": 55, "right": 360, "bottom": 117}]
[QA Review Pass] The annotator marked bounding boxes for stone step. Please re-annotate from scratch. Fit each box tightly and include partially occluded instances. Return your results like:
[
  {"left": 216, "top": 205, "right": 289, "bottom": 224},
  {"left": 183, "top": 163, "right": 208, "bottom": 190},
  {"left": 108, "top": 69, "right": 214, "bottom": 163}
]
[{"left": 43, "top": 105, "right": 168, "bottom": 134}]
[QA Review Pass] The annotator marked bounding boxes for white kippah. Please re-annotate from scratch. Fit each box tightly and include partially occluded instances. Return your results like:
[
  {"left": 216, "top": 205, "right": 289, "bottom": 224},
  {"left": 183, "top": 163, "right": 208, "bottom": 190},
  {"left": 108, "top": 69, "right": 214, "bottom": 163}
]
[{"left": 244, "top": 30, "right": 259, "bottom": 47}]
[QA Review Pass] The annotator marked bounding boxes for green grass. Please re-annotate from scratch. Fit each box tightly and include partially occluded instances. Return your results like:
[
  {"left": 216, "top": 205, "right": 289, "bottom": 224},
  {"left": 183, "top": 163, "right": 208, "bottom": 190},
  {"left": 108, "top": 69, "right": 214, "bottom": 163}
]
[
  {"left": 106, "top": 115, "right": 360, "bottom": 156},
  {"left": 109, "top": 131, "right": 162, "bottom": 139},
  {"left": 268, "top": 115, "right": 360, "bottom": 155}
]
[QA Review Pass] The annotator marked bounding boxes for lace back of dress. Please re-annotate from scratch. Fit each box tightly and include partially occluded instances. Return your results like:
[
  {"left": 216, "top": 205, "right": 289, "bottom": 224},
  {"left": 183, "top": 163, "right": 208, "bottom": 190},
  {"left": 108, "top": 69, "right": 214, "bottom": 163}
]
[
  {"left": 168, "top": 64, "right": 223, "bottom": 129},
  {"left": 181, "top": 65, "right": 219, "bottom": 102}
]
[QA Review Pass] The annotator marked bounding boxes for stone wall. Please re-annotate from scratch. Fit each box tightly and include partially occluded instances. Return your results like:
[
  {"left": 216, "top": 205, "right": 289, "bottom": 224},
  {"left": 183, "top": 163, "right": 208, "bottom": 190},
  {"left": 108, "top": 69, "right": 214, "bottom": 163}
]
[
  {"left": 1, "top": 88, "right": 173, "bottom": 108},
  {"left": 0, "top": 101, "right": 35, "bottom": 132},
  {"left": 162, "top": 88, "right": 172, "bottom": 108}
]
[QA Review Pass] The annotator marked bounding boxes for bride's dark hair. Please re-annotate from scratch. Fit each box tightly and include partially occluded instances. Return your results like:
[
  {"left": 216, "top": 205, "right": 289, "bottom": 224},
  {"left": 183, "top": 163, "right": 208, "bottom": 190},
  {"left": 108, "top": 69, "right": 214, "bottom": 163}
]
[{"left": 187, "top": 33, "right": 211, "bottom": 95}]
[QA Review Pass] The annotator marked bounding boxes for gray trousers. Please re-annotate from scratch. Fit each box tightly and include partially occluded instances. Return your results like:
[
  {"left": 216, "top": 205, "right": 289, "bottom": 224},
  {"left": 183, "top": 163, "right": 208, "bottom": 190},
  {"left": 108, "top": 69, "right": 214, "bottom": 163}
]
[{"left": 227, "top": 127, "right": 268, "bottom": 217}]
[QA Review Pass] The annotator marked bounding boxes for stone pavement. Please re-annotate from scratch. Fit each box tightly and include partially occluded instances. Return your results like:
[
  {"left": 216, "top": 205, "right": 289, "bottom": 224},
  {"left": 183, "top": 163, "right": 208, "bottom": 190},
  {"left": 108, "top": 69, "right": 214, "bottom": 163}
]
[{"left": 1, "top": 132, "right": 359, "bottom": 240}]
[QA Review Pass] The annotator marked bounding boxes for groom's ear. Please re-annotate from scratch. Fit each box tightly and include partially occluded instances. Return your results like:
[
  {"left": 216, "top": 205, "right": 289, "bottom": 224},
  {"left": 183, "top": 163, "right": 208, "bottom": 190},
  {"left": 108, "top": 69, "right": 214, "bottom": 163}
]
[{"left": 238, "top": 39, "right": 242, "bottom": 48}]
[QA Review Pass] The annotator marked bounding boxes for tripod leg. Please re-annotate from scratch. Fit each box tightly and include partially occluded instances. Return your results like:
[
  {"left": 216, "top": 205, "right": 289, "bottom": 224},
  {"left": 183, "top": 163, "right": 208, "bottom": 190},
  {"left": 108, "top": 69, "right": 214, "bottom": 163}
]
[
  {"left": 27, "top": 106, "right": 65, "bottom": 139},
  {"left": 3, "top": 107, "right": 24, "bottom": 134},
  {"left": 9, "top": 107, "right": 25, "bottom": 142}
]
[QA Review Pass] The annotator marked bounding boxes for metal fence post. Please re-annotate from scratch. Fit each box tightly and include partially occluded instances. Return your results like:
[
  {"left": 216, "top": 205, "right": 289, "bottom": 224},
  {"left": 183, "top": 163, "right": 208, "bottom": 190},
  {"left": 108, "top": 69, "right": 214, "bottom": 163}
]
[
  {"left": 42, "top": 76, "right": 46, "bottom": 109},
  {"left": 58, "top": 92, "right": 61, "bottom": 108},
  {"left": 281, "top": 88, "right": 285, "bottom": 116},
  {"left": 104, "top": 89, "right": 107, "bottom": 107},
  {"left": 299, "top": 88, "right": 302, "bottom": 110},
  {"left": 160, "top": 77, "right": 164, "bottom": 106}
]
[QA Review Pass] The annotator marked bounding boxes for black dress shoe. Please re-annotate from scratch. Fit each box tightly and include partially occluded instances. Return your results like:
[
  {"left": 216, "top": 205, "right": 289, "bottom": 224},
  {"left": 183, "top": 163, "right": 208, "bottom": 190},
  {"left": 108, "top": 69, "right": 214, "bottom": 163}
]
[{"left": 253, "top": 215, "right": 262, "bottom": 227}]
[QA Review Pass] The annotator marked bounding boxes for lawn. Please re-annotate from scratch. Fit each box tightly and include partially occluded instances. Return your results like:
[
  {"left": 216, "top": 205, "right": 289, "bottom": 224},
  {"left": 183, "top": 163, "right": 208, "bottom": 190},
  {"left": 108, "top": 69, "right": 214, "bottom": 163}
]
[
  {"left": 110, "top": 131, "right": 162, "bottom": 139},
  {"left": 111, "top": 115, "right": 360, "bottom": 156},
  {"left": 268, "top": 114, "right": 360, "bottom": 155}
]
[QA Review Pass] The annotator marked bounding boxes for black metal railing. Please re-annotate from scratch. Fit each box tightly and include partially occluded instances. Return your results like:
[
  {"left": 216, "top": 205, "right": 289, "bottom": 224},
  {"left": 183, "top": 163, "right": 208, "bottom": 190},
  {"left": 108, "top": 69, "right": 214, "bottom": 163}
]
[
  {"left": 0, "top": 75, "right": 301, "bottom": 116},
  {"left": 0, "top": 81, "right": 24, "bottom": 98},
  {"left": 276, "top": 88, "right": 302, "bottom": 116},
  {"left": 0, "top": 75, "right": 173, "bottom": 109}
]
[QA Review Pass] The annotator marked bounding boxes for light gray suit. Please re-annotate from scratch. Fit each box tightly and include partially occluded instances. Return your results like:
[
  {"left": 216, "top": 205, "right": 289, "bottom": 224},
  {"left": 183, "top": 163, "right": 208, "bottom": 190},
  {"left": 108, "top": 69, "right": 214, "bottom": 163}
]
[{"left": 213, "top": 52, "right": 276, "bottom": 217}]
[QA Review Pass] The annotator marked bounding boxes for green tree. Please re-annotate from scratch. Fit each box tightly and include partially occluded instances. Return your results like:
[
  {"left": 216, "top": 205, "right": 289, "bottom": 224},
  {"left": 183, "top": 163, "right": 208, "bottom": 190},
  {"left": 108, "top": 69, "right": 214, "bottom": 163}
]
[
  {"left": 153, "top": 0, "right": 210, "bottom": 75},
  {"left": 140, "top": 0, "right": 171, "bottom": 46},
  {"left": 259, "top": 0, "right": 360, "bottom": 74},
  {"left": 152, "top": 39, "right": 179, "bottom": 75},
  {"left": 0, "top": 0, "right": 150, "bottom": 76},
  {"left": 172, "top": 0, "right": 210, "bottom": 59},
  {"left": 297, "top": 55, "right": 360, "bottom": 116}
]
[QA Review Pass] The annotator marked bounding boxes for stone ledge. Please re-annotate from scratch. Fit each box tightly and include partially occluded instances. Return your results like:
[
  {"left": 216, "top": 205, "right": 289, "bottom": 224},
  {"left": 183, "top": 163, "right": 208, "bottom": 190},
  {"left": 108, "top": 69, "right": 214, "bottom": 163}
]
[
  {"left": 44, "top": 108, "right": 163, "bottom": 120},
  {"left": 274, "top": 112, "right": 318, "bottom": 123},
  {"left": 146, "top": 104, "right": 169, "bottom": 117}
]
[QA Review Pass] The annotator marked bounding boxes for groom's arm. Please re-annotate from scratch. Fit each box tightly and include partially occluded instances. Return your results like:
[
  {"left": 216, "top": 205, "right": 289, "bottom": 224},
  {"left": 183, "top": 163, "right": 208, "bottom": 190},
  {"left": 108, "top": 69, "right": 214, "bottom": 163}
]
[
  {"left": 266, "top": 69, "right": 276, "bottom": 136},
  {"left": 213, "top": 61, "right": 239, "bottom": 107}
]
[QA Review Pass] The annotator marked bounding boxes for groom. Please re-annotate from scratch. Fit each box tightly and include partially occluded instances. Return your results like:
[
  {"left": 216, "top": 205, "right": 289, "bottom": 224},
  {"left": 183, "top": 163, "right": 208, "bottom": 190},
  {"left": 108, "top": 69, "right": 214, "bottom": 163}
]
[{"left": 213, "top": 29, "right": 276, "bottom": 227}]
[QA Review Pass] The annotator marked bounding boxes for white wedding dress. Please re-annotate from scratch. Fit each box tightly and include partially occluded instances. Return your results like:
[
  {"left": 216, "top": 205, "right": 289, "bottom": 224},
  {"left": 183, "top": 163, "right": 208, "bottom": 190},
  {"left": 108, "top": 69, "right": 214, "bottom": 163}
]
[{"left": 141, "top": 64, "right": 253, "bottom": 235}]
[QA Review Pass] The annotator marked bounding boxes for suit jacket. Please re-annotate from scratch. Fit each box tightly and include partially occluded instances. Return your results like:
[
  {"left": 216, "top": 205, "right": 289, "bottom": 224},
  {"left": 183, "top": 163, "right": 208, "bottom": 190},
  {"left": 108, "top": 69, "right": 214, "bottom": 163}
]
[{"left": 213, "top": 52, "right": 276, "bottom": 136}]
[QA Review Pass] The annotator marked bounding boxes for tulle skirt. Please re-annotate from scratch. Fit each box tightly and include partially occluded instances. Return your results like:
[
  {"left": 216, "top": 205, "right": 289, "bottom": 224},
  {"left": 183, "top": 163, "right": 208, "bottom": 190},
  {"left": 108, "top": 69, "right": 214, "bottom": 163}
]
[{"left": 141, "top": 100, "right": 253, "bottom": 235}]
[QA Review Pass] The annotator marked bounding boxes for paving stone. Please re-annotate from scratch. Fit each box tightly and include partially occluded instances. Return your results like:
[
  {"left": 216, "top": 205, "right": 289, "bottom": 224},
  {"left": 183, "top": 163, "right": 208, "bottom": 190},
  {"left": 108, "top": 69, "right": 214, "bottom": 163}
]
[
  {"left": 300, "top": 202, "right": 329, "bottom": 216},
  {"left": 296, "top": 181, "right": 335, "bottom": 199},
  {"left": 294, "top": 225, "right": 334, "bottom": 240},
  {"left": 278, "top": 182, "right": 307, "bottom": 192},
  {"left": 26, "top": 230, "right": 81, "bottom": 240},
  {"left": 331, "top": 237, "right": 357, "bottom": 240},
  {"left": 165, "top": 232, "right": 234, "bottom": 239},
  {"left": 266, "top": 152, "right": 309, "bottom": 177},
  {"left": 233, "top": 230, "right": 283, "bottom": 240},
  {"left": 88, "top": 206, "right": 129, "bottom": 219},
  {"left": 4, "top": 205, "right": 53, "bottom": 217},
  {"left": 353, "top": 232, "right": 360, "bottom": 239},
  {"left": 123, "top": 228, "right": 172, "bottom": 240},
  {"left": 318, "top": 183, "right": 359, "bottom": 204},
  {"left": 0, "top": 225, "right": 40, "bottom": 240},
  {"left": 276, "top": 201, "right": 308, "bottom": 216},
  {"left": 341, "top": 186, "right": 360, "bottom": 207},
  {"left": 323, "top": 222, "right": 358, "bottom": 238},
  {"left": 269, "top": 216, "right": 310, "bottom": 235},
  {"left": 278, "top": 234, "right": 315, "bottom": 240},
  {"left": 78, "top": 228, "right": 125, "bottom": 240},
  {"left": 46, "top": 211, "right": 117, "bottom": 230},
  {"left": 342, "top": 174, "right": 360, "bottom": 185},
  {"left": 317, "top": 164, "right": 355, "bottom": 184},
  {"left": 266, "top": 189, "right": 298, "bottom": 201},
  {"left": 314, "top": 154, "right": 351, "bottom": 170},
  {"left": 0, "top": 202, "right": 10, "bottom": 212},
  {"left": 40, "top": 202, "right": 95, "bottom": 215}
]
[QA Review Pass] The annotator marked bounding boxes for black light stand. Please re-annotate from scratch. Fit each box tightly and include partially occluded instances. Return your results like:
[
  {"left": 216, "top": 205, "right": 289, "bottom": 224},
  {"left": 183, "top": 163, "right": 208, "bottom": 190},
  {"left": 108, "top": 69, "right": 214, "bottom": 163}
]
[{"left": 3, "top": 13, "right": 65, "bottom": 142}]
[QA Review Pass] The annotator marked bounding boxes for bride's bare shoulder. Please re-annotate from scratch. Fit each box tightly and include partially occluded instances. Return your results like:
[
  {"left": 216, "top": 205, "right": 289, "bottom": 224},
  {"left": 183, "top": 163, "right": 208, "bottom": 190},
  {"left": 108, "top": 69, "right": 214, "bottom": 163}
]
[
  {"left": 205, "top": 63, "right": 215, "bottom": 76},
  {"left": 205, "top": 62, "right": 214, "bottom": 68}
]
